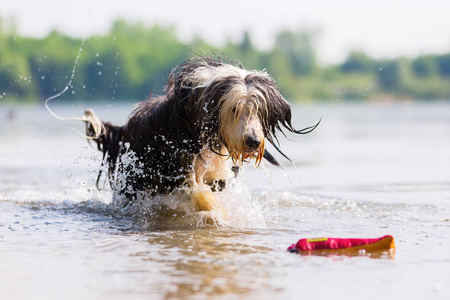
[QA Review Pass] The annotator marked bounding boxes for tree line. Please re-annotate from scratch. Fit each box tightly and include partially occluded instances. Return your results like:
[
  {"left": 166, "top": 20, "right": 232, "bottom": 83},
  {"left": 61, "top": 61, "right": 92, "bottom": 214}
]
[{"left": 1, "top": 18, "right": 450, "bottom": 103}]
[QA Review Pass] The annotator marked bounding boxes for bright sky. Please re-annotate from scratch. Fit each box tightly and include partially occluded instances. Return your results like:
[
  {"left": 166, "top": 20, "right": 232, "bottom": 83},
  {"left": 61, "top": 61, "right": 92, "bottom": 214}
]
[{"left": 1, "top": 0, "right": 450, "bottom": 64}]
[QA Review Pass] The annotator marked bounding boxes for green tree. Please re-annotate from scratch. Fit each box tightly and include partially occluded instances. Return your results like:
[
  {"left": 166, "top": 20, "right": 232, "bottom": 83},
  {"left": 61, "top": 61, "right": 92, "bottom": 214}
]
[
  {"left": 412, "top": 55, "right": 437, "bottom": 77},
  {"left": 0, "top": 34, "right": 37, "bottom": 101},
  {"left": 240, "top": 31, "right": 252, "bottom": 54},
  {"left": 274, "top": 29, "right": 318, "bottom": 76},
  {"left": 377, "top": 60, "right": 401, "bottom": 91},
  {"left": 1, "top": 17, "right": 450, "bottom": 103},
  {"left": 340, "top": 51, "right": 374, "bottom": 73},
  {"left": 436, "top": 54, "right": 450, "bottom": 76},
  {"left": 27, "top": 31, "right": 80, "bottom": 101}
]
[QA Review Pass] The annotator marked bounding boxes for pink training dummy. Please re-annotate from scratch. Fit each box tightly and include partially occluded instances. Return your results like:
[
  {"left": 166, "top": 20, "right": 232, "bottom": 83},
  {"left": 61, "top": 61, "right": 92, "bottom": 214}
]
[{"left": 288, "top": 235, "right": 395, "bottom": 257}]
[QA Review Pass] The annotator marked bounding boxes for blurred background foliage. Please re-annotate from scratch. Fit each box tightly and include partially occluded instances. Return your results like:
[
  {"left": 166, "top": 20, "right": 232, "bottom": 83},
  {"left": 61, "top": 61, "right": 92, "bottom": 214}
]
[{"left": 1, "top": 17, "right": 450, "bottom": 103}]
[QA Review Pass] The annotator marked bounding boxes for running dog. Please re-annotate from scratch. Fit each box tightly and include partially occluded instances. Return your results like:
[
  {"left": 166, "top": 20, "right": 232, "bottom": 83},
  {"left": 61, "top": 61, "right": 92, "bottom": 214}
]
[{"left": 83, "top": 57, "right": 319, "bottom": 209}]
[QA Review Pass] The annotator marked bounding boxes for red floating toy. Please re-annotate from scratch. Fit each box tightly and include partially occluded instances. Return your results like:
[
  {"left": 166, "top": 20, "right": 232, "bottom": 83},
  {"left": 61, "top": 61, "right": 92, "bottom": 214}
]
[{"left": 288, "top": 235, "right": 395, "bottom": 257}]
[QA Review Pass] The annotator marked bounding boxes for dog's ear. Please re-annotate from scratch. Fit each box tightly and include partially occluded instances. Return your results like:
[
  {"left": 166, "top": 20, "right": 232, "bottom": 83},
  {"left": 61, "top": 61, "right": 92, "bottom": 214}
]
[
  {"left": 244, "top": 73, "right": 321, "bottom": 136},
  {"left": 277, "top": 99, "right": 321, "bottom": 135},
  {"left": 265, "top": 89, "right": 322, "bottom": 136},
  {"left": 244, "top": 72, "right": 321, "bottom": 164},
  {"left": 244, "top": 73, "right": 292, "bottom": 137},
  {"left": 263, "top": 149, "right": 283, "bottom": 169}
]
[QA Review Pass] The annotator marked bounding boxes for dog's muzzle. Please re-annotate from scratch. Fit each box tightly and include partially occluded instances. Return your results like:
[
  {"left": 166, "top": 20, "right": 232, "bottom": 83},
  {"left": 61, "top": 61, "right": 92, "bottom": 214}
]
[{"left": 244, "top": 134, "right": 262, "bottom": 152}]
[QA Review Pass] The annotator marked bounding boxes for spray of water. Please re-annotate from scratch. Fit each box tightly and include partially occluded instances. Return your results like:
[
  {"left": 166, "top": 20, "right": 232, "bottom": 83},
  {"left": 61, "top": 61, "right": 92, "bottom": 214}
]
[
  {"left": 43, "top": 38, "right": 105, "bottom": 139},
  {"left": 96, "top": 143, "right": 268, "bottom": 230},
  {"left": 44, "top": 39, "right": 84, "bottom": 119}
]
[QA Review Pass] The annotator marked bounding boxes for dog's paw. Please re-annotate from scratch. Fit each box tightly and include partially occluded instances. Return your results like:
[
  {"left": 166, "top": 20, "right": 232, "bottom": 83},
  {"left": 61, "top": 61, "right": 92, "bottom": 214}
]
[{"left": 191, "top": 189, "right": 217, "bottom": 211}]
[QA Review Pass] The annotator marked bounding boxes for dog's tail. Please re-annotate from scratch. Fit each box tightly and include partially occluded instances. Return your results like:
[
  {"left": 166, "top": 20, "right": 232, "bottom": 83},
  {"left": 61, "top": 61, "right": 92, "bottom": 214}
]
[
  {"left": 84, "top": 109, "right": 124, "bottom": 189},
  {"left": 83, "top": 109, "right": 106, "bottom": 140}
]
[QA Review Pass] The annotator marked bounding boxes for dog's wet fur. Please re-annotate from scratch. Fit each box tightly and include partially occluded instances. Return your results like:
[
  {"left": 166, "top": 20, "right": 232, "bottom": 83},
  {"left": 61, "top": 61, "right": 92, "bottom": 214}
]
[{"left": 84, "top": 57, "right": 320, "bottom": 206}]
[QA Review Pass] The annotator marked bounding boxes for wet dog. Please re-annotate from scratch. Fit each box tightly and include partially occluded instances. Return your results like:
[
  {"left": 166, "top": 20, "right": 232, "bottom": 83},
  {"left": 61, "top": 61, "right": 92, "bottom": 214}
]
[{"left": 83, "top": 57, "right": 319, "bottom": 209}]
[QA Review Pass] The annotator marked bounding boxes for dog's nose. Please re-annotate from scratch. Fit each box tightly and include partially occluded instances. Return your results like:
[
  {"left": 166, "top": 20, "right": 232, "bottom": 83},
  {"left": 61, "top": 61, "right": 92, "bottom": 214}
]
[{"left": 245, "top": 135, "right": 261, "bottom": 149}]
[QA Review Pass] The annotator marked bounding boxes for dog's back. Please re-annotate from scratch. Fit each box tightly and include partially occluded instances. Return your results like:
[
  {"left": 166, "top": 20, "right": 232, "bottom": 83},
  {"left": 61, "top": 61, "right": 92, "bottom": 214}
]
[{"left": 86, "top": 95, "right": 199, "bottom": 201}]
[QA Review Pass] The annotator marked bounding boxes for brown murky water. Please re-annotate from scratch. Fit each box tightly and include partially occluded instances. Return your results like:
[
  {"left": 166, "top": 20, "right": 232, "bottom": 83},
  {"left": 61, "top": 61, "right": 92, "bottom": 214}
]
[{"left": 1, "top": 103, "right": 449, "bottom": 299}]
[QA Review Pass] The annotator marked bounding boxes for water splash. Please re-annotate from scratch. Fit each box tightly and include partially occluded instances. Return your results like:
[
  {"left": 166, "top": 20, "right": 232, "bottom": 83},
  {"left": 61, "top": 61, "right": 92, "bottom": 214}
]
[
  {"left": 82, "top": 141, "right": 268, "bottom": 229},
  {"left": 108, "top": 178, "right": 267, "bottom": 231},
  {"left": 44, "top": 38, "right": 86, "bottom": 121}
]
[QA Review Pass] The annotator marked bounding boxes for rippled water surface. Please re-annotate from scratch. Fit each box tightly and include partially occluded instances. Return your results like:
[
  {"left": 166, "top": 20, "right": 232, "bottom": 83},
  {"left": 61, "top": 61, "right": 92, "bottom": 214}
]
[{"left": 1, "top": 102, "right": 449, "bottom": 299}]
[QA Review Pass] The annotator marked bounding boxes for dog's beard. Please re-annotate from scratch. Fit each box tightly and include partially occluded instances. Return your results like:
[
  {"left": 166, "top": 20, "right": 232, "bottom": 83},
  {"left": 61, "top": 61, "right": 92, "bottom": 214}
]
[{"left": 227, "top": 138, "right": 265, "bottom": 167}]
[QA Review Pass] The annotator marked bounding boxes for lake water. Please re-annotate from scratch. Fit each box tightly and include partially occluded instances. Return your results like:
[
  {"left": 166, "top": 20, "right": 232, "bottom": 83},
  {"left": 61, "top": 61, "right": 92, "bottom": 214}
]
[{"left": 1, "top": 102, "right": 449, "bottom": 299}]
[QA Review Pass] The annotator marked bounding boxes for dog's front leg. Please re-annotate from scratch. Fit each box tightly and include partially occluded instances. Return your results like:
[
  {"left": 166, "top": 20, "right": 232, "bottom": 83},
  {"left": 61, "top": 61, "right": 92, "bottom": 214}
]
[
  {"left": 189, "top": 157, "right": 217, "bottom": 211},
  {"left": 191, "top": 186, "right": 217, "bottom": 211}
]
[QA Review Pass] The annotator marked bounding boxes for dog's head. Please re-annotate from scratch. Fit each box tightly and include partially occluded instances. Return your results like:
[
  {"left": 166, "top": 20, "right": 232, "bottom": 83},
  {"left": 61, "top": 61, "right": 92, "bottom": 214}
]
[
  {"left": 218, "top": 89, "right": 266, "bottom": 166},
  {"left": 171, "top": 57, "right": 320, "bottom": 167}
]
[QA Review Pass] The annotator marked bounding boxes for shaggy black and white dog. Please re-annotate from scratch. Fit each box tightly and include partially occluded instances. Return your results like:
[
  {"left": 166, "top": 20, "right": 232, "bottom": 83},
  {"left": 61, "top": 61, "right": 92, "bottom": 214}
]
[{"left": 83, "top": 57, "right": 319, "bottom": 209}]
